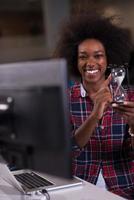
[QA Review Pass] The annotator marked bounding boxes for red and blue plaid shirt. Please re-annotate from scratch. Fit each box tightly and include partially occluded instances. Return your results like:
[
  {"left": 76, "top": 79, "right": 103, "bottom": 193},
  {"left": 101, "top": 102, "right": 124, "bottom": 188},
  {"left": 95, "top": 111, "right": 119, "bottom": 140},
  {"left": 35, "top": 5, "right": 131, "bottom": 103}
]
[{"left": 69, "top": 82, "right": 134, "bottom": 199}]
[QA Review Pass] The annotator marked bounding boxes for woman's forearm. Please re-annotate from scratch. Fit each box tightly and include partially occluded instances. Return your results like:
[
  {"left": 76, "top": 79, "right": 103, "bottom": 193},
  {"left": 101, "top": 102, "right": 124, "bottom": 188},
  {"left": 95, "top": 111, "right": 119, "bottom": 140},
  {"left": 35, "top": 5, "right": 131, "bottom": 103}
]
[{"left": 74, "top": 114, "right": 99, "bottom": 148}]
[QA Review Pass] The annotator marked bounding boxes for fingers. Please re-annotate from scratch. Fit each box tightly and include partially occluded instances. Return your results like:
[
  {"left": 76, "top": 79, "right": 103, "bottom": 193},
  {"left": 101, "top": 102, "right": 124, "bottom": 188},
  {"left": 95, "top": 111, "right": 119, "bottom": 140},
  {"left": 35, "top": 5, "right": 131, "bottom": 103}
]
[
  {"left": 112, "top": 103, "right": 134, "bottom": 118},
  {"left": 92, "top": 87, "right": 112, "bottom": 99},
  {"left": 123, "top": 101, "right": 134, "bottom": 107},
  {"left": 112, "top": 105, "right": 133, "bottom": 113},
  {"left": 103, "top": 74, "right": 112, "bottom": 87},
  {"left": 112, "top": 101, "right": 134, "bottom": 109},
  {"left": 113, "top": 106, "right": 134, "bottom": 113}
]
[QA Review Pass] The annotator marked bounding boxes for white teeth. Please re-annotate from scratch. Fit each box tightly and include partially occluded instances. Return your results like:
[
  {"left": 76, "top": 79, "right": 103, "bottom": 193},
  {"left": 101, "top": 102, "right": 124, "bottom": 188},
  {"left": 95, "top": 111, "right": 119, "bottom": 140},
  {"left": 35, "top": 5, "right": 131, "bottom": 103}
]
[{"left": 86, "top": 69, "right": 99, "bottom": 74}]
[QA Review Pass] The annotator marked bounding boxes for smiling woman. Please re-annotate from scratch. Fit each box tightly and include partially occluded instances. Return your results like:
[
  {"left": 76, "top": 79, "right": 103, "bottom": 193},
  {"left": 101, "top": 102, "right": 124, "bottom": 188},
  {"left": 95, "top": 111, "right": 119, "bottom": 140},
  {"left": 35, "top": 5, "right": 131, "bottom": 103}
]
[
  {"left": 54, "top": 13, "right": 134, "bottom": 200},
  {"left": 77, "top": 39, "right": 107, "bottom": 91}
]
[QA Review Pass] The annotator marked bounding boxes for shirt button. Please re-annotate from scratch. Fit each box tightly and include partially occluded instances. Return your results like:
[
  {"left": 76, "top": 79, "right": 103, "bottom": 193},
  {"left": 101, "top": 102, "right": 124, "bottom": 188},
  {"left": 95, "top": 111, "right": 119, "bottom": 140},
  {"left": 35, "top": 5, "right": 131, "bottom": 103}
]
[{"left": 100, "top": 125, "right": 104, "bottom": 129}]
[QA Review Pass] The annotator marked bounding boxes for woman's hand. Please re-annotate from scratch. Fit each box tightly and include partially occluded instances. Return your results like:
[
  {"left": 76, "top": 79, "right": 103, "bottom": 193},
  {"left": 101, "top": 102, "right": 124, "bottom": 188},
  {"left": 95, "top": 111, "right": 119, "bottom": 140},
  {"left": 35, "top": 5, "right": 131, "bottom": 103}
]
[
  {"left": 74, "top": 75, "right": 112, "bottom": 148},
  {"left": 112, "top": 101, "right": 134, "bottom": 150},
  {"left": 91, "top": 75, "right": 113, "bottom": 120},
  {"left": 112, "top": 101, "right": 134, "bottom": 127}
]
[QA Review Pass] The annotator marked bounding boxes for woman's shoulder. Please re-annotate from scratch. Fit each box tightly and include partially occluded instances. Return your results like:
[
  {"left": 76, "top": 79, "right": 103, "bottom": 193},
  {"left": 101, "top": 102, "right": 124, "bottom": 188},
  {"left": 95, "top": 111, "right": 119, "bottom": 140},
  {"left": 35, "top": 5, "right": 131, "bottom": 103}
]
[
  {"left": 68, "top": 81, "right": 80, "bottom": 90},
  {"left": 68, "top": 81, "right": 81, "bottom": 97}
]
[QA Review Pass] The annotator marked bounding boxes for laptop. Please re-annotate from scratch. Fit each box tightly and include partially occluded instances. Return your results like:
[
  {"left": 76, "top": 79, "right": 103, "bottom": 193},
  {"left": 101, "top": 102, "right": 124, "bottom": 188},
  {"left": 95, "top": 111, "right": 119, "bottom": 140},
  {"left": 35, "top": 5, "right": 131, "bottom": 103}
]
[{"left": 0, "top": 163, "right": 83, "bottom": 194}]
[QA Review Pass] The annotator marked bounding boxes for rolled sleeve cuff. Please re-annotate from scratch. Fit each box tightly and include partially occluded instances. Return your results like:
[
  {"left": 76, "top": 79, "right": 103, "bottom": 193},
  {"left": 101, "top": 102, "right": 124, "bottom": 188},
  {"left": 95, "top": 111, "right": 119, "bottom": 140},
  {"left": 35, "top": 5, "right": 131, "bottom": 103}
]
[{"left": 71, "top": 136, "right": 83, "bottom": 158}]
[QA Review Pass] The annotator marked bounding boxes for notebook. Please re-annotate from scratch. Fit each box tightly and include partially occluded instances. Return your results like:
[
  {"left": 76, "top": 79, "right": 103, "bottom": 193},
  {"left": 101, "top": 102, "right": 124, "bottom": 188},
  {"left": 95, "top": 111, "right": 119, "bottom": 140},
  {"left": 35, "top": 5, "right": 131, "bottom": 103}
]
[{"left": 0, "top": 163, "right": 83, "bottom": 194}]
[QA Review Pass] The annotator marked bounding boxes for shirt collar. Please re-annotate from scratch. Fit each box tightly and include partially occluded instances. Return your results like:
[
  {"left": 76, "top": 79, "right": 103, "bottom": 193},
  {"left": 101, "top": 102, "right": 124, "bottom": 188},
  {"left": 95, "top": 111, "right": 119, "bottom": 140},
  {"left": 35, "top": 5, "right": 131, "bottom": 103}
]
[{"left": 80, "top": 83, "right": 87, "bottom": 97}]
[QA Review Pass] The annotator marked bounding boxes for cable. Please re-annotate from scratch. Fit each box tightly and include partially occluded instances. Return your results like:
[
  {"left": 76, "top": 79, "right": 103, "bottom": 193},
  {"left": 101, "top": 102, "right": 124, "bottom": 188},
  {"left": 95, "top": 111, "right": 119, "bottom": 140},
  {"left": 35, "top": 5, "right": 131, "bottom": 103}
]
[{"left": 41, "top": 189, "right": 50, "bottom": 200}]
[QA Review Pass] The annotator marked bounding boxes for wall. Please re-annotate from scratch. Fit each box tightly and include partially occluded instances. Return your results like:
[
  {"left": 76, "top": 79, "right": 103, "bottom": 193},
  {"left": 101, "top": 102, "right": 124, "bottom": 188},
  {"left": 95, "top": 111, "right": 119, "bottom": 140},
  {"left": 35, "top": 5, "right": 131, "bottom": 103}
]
[{"left": 0, "top": 0, "right": 70, "bottom": 63}]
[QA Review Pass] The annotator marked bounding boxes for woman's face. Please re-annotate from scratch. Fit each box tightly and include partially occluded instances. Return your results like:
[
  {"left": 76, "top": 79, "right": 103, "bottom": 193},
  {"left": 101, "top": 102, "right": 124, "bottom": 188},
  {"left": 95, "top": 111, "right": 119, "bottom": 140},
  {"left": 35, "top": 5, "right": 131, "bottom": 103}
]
[{"left": 78, "top": 39, "right": 107, "bottom": 85}]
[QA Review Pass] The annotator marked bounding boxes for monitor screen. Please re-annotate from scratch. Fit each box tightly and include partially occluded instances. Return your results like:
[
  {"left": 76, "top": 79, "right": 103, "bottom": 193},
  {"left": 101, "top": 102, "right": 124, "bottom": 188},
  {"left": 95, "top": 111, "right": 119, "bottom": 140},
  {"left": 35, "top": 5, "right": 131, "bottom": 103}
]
[{"left": 0, "top": 59, "right": 72, "bottom": 179}]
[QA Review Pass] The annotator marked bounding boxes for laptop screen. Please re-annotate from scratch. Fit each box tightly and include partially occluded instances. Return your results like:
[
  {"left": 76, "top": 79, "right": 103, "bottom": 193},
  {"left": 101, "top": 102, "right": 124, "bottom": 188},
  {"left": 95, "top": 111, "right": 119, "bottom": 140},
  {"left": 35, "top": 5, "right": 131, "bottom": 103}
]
[{"left": 0, "top": 58, "right": 72, "bottom": 179}]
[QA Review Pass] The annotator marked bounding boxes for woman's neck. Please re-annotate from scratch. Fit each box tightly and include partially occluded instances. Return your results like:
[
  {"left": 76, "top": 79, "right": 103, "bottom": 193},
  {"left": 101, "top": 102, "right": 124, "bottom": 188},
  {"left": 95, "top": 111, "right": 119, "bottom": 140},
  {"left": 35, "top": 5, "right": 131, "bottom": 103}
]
[{"left": 82, "top": 79, "right": 105, "bottom": 96}]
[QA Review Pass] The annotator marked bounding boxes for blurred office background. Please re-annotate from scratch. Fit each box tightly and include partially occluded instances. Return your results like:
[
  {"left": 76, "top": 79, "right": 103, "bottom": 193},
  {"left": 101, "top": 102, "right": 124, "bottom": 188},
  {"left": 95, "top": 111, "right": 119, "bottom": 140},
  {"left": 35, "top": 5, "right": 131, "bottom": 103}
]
[{"left": 0, "top": 0, "right": 134, "bottom": 81}]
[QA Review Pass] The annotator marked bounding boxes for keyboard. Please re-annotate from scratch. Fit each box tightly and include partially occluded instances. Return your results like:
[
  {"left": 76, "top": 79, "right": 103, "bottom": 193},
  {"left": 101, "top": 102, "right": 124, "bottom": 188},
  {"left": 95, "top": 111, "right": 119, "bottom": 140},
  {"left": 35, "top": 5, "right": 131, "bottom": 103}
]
[{"left": 14, "top": 172, "right": 53, "bottom": 190}]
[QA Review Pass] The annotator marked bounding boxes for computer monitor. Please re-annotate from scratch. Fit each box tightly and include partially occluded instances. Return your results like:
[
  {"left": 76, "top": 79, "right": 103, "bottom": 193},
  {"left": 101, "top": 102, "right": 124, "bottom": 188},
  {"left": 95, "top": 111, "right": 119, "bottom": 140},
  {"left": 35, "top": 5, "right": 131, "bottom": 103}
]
[{"left": 0, "top": 59, "right": 72, "bottom": 179}]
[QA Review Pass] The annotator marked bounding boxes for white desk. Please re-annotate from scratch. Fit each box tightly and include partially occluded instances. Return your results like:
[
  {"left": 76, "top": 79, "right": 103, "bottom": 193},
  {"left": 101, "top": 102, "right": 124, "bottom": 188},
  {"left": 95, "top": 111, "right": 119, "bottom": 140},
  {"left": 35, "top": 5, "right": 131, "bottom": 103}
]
[{"left": 0, "top": 177, "right": 126, "bottom": 200}]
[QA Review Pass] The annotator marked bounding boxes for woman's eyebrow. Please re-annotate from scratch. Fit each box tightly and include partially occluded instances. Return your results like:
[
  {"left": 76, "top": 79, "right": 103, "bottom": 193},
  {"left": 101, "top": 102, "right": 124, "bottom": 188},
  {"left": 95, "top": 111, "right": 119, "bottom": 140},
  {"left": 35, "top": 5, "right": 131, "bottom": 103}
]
[
  {"left": 79, "top": 50, "right": 104, "bottom": 54},
  {"left": 94, "top": 50, "right": 105, "bottom": 53},
  {"left": 78, "top": 51, "right": 87, "bottom": 54}
]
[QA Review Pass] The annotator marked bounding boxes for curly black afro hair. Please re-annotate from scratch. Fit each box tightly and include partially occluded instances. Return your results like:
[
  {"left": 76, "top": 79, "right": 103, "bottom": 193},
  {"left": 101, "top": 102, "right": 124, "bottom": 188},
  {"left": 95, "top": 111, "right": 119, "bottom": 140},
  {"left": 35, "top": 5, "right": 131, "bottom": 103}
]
[{"left": 54, "top": 13, "right": 132, "bottom": 76}]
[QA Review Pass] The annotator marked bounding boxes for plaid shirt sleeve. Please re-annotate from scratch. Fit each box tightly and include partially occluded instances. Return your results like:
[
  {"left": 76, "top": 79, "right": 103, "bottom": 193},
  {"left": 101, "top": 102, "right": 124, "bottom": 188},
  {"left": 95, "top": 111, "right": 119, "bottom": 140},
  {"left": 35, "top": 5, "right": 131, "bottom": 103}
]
[
  {"left": 70, "top": 119, "right": 85, "bottom": 158},
  {"left": 68, "top": 85, "right": 85, "bottom": 158}
]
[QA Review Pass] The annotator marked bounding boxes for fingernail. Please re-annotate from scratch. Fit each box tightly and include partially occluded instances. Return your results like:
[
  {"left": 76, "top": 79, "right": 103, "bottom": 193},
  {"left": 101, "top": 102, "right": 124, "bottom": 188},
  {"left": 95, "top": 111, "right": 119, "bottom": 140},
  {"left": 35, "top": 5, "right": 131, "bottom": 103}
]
[{"left": 112, "top": 103, "right": 117, "bottom": 107}]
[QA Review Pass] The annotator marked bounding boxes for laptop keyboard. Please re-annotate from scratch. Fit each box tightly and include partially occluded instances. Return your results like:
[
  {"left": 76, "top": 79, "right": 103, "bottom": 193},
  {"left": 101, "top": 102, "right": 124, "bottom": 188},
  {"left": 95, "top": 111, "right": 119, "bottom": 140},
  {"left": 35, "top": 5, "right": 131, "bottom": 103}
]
[{"left": 14, "top": 172, "right": 53, "bottom": 190}]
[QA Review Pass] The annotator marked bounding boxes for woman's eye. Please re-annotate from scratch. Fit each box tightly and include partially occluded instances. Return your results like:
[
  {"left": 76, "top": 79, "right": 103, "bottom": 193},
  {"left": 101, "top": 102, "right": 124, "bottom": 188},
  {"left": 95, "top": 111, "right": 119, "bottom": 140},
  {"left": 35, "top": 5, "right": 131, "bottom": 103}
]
[
  {"left": 94, "top": 54, "right": 103, "bottom": 59},
  {"left": 78, "top": 55, "right": 87, "bottom": 60}
]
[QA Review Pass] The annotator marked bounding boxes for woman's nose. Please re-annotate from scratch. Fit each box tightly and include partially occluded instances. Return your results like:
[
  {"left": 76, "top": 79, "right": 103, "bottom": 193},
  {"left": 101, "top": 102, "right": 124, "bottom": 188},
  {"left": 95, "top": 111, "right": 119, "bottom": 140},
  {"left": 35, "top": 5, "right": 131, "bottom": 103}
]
[{"left": 87, "top": 57, "right": 95, "bottom": 67}]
